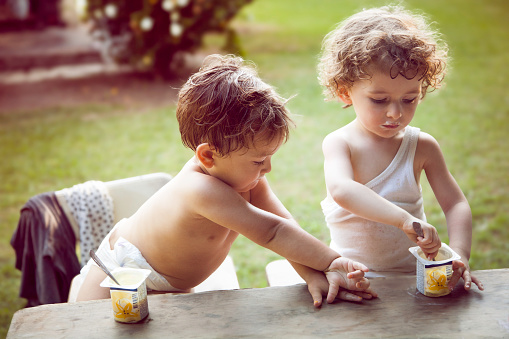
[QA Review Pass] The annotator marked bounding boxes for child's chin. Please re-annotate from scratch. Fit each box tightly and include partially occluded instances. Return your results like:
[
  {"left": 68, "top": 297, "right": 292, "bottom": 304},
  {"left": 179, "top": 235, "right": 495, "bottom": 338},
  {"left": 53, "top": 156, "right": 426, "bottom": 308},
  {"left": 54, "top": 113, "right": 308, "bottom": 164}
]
[{"left": 237, "top": 181, "right": 259, "bottom": 193}]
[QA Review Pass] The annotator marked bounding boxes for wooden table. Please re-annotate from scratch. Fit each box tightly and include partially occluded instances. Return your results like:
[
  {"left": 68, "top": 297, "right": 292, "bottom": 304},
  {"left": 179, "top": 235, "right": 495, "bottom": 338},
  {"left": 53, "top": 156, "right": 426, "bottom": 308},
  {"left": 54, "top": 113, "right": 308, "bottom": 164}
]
[{"left": 8, "top": 269, "right": 509, "bottom": 338}]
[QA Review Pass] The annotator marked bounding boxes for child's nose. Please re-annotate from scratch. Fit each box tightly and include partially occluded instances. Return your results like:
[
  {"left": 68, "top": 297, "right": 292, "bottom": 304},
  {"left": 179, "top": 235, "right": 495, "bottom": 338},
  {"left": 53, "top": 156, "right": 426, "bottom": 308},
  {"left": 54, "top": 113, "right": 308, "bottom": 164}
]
[
  {"left": 262, "top": 159, "right": 272, "bottom": 174},
  {"left": 386, "top": 104, "right": 402, "bottom": 119}
]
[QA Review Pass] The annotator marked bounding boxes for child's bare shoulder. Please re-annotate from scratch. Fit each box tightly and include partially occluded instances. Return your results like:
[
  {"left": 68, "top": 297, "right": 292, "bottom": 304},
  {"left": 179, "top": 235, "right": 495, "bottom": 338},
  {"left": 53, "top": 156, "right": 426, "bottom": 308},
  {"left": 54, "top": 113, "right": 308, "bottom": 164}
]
[
  {"left": 175, "top": 160, "right": 241, "bottom": 205},
  {"left": 323, "top": 125, "right": 355, "bottom": 153},
  {"left": 415, "top": 131, "right": 445, "bottom": 165},
  {"left": 416, "top": 131, "right": 441, "bottom": 153},
  {"left": 174, "top": 163, "right": 221, "bottom": 195}
]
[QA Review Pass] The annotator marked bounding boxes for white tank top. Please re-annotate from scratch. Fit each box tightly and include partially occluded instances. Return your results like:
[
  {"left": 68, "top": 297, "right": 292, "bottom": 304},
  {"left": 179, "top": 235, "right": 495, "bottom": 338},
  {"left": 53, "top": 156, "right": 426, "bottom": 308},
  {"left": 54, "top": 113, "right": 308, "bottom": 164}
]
[{"left": 321, "top": 126, "right": 425, "bottom": 272}]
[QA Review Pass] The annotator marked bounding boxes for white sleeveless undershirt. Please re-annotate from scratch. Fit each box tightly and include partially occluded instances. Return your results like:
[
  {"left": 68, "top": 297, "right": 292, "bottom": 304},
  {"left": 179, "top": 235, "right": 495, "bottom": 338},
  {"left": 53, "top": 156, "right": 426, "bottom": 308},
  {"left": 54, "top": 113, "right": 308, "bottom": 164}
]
[{"left": 321, "top": 126, "right": 425, "bottom": 272}]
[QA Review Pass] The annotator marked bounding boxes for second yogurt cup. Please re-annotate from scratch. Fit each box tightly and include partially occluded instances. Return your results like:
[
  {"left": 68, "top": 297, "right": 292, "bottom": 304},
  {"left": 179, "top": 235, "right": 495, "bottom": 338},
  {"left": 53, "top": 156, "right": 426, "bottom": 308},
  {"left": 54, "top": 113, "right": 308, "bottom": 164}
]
[{"left": 409, "top": 243, "right": 461, "bottom": 297}]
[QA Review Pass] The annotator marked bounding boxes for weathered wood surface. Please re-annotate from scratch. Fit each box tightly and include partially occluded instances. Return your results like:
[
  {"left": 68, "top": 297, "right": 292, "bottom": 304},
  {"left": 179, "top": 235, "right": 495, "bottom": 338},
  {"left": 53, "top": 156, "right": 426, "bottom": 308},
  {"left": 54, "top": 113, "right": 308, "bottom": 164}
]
[{"left": 8, "top": 269, "right": 509, "bottom": 338}]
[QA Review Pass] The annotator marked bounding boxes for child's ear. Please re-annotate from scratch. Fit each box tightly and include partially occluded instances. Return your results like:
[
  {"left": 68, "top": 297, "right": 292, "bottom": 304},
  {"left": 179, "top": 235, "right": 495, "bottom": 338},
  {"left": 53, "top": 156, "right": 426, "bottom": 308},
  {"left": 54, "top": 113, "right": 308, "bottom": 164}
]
[
  {"left": 337, "top": 87, "right": 352, "bottom": 105},
  {"left": 196, "top": 143, "right": 215, "bottom": 169}
]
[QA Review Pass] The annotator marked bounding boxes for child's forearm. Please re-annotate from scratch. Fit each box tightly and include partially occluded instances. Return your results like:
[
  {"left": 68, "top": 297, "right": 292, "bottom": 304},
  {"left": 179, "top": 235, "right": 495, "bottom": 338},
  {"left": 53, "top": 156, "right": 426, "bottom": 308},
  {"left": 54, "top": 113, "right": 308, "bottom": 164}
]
[
  {"left": 445, "top": 200, "right": 473, "bottom": 260},
  {"left": 288, "top": 260, "right": 323, "bottom": 282},
  {"left": 329, "top": 180, "right": 441, "bottom": 258},
  {"left": 329, "top": 180, "right": 413, "bottom": 229},
  {"left": 262, "top": 221, "right": 339, "bottom": 272}
]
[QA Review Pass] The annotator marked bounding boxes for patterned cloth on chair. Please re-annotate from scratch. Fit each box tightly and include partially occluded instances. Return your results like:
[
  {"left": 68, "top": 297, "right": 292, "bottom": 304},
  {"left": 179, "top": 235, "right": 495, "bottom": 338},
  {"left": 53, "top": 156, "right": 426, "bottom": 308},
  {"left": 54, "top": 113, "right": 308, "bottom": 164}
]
[{"left": 58, "top": 180, "right": 114, "bottom": 266}]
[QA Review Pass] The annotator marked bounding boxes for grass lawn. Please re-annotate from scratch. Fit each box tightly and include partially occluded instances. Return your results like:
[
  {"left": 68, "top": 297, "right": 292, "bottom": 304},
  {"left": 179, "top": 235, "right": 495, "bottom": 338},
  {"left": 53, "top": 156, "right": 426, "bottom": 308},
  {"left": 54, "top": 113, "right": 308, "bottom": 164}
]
[{"left": 1, "top": 0, "right": 508, "bottom": 336}]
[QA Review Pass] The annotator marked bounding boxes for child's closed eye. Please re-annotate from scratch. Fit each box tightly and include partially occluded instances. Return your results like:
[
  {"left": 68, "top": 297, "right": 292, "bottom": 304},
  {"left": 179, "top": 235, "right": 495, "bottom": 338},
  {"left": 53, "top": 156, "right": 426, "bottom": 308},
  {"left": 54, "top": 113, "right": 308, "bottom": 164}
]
[
  {"left": 402, "top": 97, "right": 418, "bottom": 104},
  {"left": 370, "top": 98, "right": 387, "bottom": 104},
  {"left": 253, "top": 160, "right": 265, "bottom": 166},
  {"left": 370, "top": 97, "right": 417, "bottom": 104}
]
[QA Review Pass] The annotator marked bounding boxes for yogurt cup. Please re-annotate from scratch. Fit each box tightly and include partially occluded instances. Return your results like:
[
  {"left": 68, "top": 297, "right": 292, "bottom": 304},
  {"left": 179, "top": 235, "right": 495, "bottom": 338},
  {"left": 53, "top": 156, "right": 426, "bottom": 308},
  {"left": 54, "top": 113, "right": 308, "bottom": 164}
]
[
  {"left": 100, "top": 268, "right": 151, "bottom": 323},
  {"left": 409, "top": 243, "right": 461, "bottom": 297}
]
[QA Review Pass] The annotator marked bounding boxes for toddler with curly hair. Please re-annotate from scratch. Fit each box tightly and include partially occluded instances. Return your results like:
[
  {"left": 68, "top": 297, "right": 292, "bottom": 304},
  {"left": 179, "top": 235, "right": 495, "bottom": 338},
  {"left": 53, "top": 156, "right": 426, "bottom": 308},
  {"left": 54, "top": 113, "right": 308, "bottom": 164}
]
[{"left": 318, "top": 5, "right": 483, "bottom": 292}]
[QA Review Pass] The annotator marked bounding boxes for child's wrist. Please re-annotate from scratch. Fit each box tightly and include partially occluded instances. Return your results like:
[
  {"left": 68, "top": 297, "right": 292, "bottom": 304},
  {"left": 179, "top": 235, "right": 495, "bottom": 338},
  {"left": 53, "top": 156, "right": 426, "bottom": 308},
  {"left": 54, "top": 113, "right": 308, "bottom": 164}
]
[
  {"left": 398, "top": 213, "right": 414, "bottom": 230},
  {"left": 323, "top": 256, "right": 342, "bottom": 272}
]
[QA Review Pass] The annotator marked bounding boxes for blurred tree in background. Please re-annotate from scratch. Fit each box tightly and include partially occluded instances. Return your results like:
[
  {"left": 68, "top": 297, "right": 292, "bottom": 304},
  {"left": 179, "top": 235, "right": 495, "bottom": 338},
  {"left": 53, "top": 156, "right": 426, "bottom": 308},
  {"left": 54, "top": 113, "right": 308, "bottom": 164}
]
[{"left": 80, "top": 0, "right": 251, "bottom": 77}]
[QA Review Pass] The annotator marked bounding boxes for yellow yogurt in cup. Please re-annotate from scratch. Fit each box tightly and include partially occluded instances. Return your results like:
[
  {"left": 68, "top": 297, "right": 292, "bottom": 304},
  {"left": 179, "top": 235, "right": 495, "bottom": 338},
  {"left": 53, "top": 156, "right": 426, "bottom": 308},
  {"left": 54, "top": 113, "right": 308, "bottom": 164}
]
[
  {"left": 409, "top": 243, "right": 461, "bottom": 297},
  {"left": 100, "top": 268, "right": 151, "bottom": 323}
]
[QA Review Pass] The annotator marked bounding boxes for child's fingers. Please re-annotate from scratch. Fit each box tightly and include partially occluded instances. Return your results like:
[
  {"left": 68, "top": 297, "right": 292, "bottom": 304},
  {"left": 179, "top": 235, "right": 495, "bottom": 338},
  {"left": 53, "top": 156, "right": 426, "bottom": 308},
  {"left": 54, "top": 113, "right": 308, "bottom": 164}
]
[
  {"left": 409, "top": 221, "right": 441, "bottom": 260},
  {"left": 337, "top": 290, "right": 363, "bottom": 302},
  {"left": 470, "top": 274, "right": 484, "bottom": 291},
  {"left": 326, "top": 280, "right": 340, "bottom": 304},
  {"left": 424, "top": 249, "right": 439, "bottom": 260},
  {"left": 449, "top": 262, "right": 484, "bottom": 292},
  {"left": 346, "top": 269, "right": 365, "bottom": 279},
  {"left": 355, "top": 287, "right": 378, "bottom": 299},
  {"left": 452, "top": 259, "right": 465, "bottom": 270},
  {"left": 422, "top": 227, "right": 440, "bottom": 246},
  {"left": 423, "top": 245, "right": 440, "bottom": 259},
  {"left": 351, "top": 261, "right": 369, "bottom": 273},
  {"left": 354, "top": 277, "right": 371, "bottom": 290},
  {"left": 461, "top": 269, "right": 472, "bottom": 291},
  {"left": 417, "top": 237, "right": 441, "bottom": 259},
  {"left": 365, "top": 288, "right": 378, "bottom": 298},
  {"left": 330, "top": 288, "right": 378, "bottom": 303},
  {"left": 308, "top": 286, "right": 323, "bottom": 308},
  {"left": 448, "top": 260, "right": 465, "bottom": 291},
  {"left": 458, "top": 264, "right": 482, "bottom": 291}
]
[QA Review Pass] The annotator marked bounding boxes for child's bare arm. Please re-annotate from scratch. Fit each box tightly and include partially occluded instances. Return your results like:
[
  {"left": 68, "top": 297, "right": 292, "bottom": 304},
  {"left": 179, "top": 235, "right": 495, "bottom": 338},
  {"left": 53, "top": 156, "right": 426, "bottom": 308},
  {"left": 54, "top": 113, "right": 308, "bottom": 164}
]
[
  {"left": 249, "top": 178, "right": 376, "bottom": 305},
  {"left": 419, "top": 133, "right": 483, "bottom": 291},
  {"left": 323, "top": 133, "right": 441, "bottom": 257},
  {"left": 191, "top": 175, "right": 338, "bottom": 271},
  {"left": 191, "top": 174, "right": 374, "bottom": 303}
]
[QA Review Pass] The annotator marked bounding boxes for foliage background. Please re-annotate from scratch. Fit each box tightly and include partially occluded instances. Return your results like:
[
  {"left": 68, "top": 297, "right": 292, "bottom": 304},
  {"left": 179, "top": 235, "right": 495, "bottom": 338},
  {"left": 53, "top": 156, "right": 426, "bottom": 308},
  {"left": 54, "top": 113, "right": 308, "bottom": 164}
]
[
  {"left": 84, "top": 0, "right": 251, "bottom": 75},
  {"left": 1, "top": 0, "right": 508, "bottom": 336}
]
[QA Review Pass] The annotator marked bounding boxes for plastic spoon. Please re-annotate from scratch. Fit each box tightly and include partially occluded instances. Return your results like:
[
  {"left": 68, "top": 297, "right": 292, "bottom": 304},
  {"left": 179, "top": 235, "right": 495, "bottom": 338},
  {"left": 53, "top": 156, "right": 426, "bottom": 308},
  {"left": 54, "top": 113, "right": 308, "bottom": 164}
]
[{"left": 89, "top": 249, "right": 121, "bottom": 285}]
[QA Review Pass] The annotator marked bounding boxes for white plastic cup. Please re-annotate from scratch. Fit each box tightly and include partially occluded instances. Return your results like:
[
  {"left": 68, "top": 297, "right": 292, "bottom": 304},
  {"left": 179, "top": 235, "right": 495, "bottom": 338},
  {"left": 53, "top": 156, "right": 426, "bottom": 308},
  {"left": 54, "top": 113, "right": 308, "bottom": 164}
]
[
  {"left": 409, "top": 243, "right": 461, "bottom": 297},
  {"left": 100, "top": 268, "right": 151, "bottom": 323}
]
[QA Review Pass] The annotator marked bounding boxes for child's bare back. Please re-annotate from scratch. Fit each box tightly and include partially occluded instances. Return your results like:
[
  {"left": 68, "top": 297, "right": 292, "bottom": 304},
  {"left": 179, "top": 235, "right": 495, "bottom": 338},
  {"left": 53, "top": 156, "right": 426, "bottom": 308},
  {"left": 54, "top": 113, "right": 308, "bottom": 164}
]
[{"left": 109, "top": 159, "right": 241, "bottom": 290}]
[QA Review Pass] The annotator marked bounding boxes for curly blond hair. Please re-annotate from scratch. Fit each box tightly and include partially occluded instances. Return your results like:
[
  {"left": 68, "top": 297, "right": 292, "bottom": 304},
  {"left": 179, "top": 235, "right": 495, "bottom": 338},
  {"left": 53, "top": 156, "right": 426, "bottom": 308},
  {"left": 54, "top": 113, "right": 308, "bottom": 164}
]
[
  {"left": 318, "top": 5, "right": 448, "bottom": 104},
  {"left": 177, "top": 54, "right": 294, "bottom": 156}
]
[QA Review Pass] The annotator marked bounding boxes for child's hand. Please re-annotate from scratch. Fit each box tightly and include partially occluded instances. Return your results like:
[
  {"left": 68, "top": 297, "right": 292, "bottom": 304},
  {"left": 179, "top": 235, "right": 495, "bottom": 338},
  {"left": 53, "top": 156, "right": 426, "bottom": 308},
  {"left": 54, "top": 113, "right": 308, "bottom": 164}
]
[
  {"left": 305, "top": 271, "right": 377, "bottom": 307},
  {"left": 404, "top": 219, "right": 441, "bottom": 260},
  {"left": 324, "top": 257, "right": 377, "bottom": 304},
  {"left": 448, "top": 259, "right": 484, "bottom": 292},
  {"left": 307, "top": 273, "right": 377, "bottom": 307}
]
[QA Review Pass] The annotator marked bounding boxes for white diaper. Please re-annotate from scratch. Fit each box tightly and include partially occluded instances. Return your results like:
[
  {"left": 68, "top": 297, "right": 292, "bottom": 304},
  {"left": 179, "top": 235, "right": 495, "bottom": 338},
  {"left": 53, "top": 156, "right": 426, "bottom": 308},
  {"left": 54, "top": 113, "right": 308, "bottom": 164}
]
[{"left": 80, "top": 220, "right": 185, "bottom": 292}]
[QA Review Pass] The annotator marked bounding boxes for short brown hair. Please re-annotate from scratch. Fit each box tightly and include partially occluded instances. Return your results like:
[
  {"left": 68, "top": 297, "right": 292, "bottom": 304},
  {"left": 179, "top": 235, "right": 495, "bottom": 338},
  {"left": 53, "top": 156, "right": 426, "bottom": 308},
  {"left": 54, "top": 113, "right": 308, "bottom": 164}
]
[
  {"left": 318, "top": 5, "right": 448, "bottom": 104},
  {"left": 177, "top": 54, "right": 294, "bottom": 156}
]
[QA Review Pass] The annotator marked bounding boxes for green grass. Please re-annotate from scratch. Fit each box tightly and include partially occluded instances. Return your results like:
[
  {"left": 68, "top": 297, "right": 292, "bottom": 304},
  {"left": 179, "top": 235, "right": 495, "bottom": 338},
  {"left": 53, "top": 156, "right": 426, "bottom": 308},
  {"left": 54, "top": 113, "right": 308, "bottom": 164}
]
[{"left": 2, "top": 0, "right": 509, "bottom": 336}]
